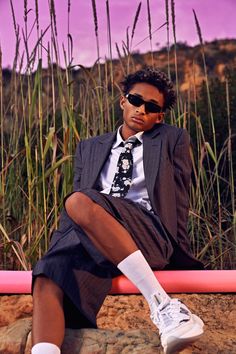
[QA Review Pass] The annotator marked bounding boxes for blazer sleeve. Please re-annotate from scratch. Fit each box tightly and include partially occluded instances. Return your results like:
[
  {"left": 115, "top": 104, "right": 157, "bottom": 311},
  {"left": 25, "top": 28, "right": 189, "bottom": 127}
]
[
  {"left": 173, "top": 129, "right": 192, "bottom": 249},
  {"left": 73, "top": 141, "right": 83, "bottom": 191},
  {"left": 56, "top": 141, "right": 84, "bottom": 234}
]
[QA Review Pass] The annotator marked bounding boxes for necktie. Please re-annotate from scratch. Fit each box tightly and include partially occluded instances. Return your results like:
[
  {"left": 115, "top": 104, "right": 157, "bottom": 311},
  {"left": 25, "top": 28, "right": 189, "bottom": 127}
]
[{"left": 110, "top": 138, "right": 138, "bottom": 198}]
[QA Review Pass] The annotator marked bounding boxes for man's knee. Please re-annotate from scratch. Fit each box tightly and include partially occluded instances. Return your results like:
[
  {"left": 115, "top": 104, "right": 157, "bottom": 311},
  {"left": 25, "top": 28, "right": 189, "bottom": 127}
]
[
  {"left": 65, "top": 192, "right": 94, "bottom": 227},
  {"left": 33, "top": 276, "right": 63, "bottom": 300}
]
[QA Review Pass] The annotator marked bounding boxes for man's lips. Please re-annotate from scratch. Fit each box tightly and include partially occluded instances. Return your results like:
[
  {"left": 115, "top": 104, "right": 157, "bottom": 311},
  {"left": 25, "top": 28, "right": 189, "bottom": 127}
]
[{"left": 131, "top": 116, "right": 144, "bottom": 124}]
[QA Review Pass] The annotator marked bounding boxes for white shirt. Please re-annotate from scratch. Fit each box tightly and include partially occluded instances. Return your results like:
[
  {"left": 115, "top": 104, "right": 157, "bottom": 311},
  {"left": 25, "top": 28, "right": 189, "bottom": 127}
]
[{"left": 99, "top": 127, "right": 153, "bottom": 212}]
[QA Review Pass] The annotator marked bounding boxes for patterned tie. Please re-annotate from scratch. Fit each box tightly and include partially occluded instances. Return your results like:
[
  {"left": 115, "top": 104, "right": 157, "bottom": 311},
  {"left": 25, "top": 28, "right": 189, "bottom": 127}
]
[{"left": 110, "top": 138, "right": 138, "bottom": 198}]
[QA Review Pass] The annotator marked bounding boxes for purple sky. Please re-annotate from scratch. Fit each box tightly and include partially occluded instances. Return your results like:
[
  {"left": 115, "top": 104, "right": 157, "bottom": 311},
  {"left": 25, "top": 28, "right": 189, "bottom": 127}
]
[{"left": 0, "top": 0, "right": 235, "bottom": 69}]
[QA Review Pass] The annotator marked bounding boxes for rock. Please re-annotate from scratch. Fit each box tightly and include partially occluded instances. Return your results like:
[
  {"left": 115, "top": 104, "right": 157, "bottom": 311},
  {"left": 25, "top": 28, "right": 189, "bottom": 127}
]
[
  {"left": 1, "top": 294, "right": 236, "bottom": 353},
  {"left": 62, "top": 328, "right": 160, "bottom": 354},
  {"left": 0, "top": 318, "right": 31, "bottom": 354},
  {"left": 0, "top": 295, "right": 32, "bottom": 327},
  {"left": 7, "top": 320, "right": 160, "bottom": 354}
]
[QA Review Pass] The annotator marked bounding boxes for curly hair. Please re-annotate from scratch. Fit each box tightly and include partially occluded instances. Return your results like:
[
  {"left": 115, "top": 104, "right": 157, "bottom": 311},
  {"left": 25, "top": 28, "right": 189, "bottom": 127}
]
[{"left": 120, "top": 67, "right": 176, "bottom": 111}]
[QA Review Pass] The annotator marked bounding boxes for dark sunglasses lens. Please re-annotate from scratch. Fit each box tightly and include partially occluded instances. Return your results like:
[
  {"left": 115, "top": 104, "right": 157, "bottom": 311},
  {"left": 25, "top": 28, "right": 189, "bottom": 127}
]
[
  {"left": 127, "top": 94, "right": 162, "bottom": 113},
  {"left": 128, "top": 94, "right": 143, "bottom": 107},
  {"left": 145, "top": 102, "right": 162, "bottom": 113}
]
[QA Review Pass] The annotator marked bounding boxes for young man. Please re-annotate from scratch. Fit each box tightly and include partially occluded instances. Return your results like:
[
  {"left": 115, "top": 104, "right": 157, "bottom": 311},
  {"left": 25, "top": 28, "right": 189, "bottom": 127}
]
[{"left": 32, "top": 67, "right": 204, "bottom": 354}]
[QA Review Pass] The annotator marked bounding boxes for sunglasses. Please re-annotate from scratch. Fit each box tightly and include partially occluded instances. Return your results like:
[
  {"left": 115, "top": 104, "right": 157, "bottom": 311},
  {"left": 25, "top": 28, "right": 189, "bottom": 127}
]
[{"left": 125, "top": 93, "right": 162, "bottom": 113}]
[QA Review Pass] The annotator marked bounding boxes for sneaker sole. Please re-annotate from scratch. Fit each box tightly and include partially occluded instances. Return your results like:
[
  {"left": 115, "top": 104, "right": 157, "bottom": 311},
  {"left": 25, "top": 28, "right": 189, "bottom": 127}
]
[
  {"left": 164, "top": 333, "right": 203, "bottom": 354},
  {"left": 163, "top": 315, "right": 204, "bottom": 354}
]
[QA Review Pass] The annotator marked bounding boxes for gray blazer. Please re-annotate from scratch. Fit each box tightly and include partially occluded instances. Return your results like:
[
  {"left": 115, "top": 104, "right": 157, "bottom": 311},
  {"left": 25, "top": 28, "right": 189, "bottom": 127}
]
[{"left": 72, "top": 123, "right": 193, "bottom": 255}]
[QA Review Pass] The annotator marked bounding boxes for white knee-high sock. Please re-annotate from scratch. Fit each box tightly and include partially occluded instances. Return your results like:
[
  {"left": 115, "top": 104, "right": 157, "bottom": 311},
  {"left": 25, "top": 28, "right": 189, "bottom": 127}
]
[
  {"left": 117, "top": 250, "right": 170, "bottom": 306},
  {"left": 31, "top": 342, "right": 61, "bottom": 354}
]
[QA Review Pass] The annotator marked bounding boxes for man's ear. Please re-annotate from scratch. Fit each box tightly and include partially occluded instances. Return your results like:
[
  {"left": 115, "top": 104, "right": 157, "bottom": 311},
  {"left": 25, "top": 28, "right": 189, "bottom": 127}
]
[
  {"left": 120, "top": 95, "right": 126, "bottom": 110},
  {"left": 156, "top": 112, "right": 165, "bottom": 123}
]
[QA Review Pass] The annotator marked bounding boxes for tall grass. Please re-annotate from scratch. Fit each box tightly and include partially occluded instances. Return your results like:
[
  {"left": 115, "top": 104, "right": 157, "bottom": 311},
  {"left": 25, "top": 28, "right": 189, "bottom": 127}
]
[
  {"left": 192, "top": 9, "right": 224, "bottom": 268},
  {"left": 0, "top": 1, "right": 235, "bottom": 270},
  {"left": 170, "top": 0, "right": 180, "bottom": 120}
]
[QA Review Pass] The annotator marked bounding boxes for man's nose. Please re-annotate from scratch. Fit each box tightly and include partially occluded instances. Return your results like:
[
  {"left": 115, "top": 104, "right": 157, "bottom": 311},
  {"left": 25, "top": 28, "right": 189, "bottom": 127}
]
[{"left": 135, "top": 103, "right": 146, "bottom": 114}]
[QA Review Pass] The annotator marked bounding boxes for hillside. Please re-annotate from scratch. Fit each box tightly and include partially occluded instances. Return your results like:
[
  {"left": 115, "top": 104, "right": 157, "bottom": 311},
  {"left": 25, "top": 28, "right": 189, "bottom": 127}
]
[
  {"left": 140, "top": 39, "right": 236, "bottom": 91},
  {"left": 2, "top": 38, "right": 236, "bottom": 90},
  {"left": 2, "top": 38, "right": 236, "bottom": 130},
  {"left": 97, "top": 38, "right": 236, "bottom": 92}
]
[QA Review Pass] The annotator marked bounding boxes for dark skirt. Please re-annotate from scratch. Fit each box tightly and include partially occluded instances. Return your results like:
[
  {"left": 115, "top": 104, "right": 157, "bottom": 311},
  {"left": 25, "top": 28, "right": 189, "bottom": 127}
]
[{"left": 32, "top": 188, "right": 202, "bottom": 329}]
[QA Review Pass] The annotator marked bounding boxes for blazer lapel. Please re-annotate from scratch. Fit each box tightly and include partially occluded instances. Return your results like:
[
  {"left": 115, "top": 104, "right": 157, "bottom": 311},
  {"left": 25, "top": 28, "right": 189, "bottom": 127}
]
[
  {"left": 143, "top": 125, "right": 163, "bottom": 205},
  {"left": 88, "top": 132, "right": 116, "bottom": 187}
]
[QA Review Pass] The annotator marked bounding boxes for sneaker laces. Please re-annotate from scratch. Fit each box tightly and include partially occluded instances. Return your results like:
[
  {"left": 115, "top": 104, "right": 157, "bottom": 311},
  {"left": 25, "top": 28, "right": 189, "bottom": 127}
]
[{"left": 150, "top": 296, "right": 191, "bottom": 335}]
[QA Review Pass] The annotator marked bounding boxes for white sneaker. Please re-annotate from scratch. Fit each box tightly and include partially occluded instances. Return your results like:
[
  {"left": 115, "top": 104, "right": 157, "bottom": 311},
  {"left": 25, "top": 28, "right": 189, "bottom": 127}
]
[{"left": 150, "top": 294, "right": 204, "bottom": 354}]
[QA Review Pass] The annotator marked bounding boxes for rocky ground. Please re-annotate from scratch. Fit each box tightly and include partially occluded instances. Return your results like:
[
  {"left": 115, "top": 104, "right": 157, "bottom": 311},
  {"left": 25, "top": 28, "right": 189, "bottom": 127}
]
[{"left": 0, "top": 293, "right": 236, "bottom": 353}]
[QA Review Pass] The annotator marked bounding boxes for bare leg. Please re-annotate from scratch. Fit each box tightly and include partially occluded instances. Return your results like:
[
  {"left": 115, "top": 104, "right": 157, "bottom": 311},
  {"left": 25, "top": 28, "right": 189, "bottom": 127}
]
[
  {"left": 65, "top": 192, "right": 138, "bottom": 265},
  {"left": 32, "top": 192, "right": 138, "bottom": 349},
  {"left": 32, "top": 276, "right": 65, "bottom": 347}
]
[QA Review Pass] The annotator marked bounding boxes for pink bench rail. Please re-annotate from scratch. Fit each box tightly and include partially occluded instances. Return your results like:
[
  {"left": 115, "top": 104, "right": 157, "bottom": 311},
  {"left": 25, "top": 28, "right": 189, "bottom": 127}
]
[{"left": 0, "top": 270, "right": 236, "bottom": 294}]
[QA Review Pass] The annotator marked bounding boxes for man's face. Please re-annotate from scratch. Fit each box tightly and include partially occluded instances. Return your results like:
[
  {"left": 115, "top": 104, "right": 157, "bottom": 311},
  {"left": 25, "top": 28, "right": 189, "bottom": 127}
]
[{"left": 120, "top": 82, "right": 165, "bottom": 140}]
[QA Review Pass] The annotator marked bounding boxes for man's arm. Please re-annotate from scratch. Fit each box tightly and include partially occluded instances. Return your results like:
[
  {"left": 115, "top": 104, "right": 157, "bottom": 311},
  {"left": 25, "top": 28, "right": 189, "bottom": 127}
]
[{"left": 173, "top": 129, "right": 192, "bottom": 250}]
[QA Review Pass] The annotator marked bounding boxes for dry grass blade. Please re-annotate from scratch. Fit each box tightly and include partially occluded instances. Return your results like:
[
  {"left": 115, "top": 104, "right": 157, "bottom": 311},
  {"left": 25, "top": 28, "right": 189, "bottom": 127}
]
[
  {"left": 9, "top": 0, "right": 17, "bottom": 35},
  {"left": 35, "top": 0, "right": 39, "bottom": 31},
  {"left": 134, "top": 22, "right": 167, "bottom": 48},
  {"left": 147, "top": 0, "right": 152, "bottom": 40},
  {"left": 0, "top": 224, "right": 28, "bottom": 270},
  {"left": 147, "top": 0, "right": 153, "bottom": 66},
  {"left": 193, "top": 9, "right": 203, "bottom": 46},
  {"left": 131, "top": 2, "right": 142, "bottom": 47},
  {"left": 165, "top": 0, "right": 171, "bottom": 79},
  {"left": 170, "top": 0, "right": 180, "bottom": 118},
  {"left": 91, "top": 0, "right": 98, "bottom": 37},
  {"left": 50, "top": 0, "right": 58, "bottom": 37}
]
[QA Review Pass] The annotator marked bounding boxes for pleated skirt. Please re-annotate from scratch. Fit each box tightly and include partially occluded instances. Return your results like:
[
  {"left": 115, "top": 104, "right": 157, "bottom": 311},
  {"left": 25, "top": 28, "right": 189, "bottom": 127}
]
[{"left": 32, "top": 188, "right": 202, "bottom": 329}]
